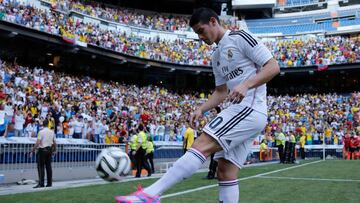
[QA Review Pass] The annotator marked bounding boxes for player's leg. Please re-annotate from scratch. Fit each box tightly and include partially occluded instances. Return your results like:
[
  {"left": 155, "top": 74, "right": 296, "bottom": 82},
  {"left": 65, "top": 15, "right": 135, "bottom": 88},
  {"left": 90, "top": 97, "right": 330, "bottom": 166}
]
[
  {"left": 217, "top": 158, "right": 239, "bottom": 203},
  {"left": 143, "top": 133, "right": 222, "bottom": 195},
  {"left": 210, "top": 106, "right": 267, "bottom": 203},
  {"left": 115, "top": 132, "right": 221, "bottom": 202}
]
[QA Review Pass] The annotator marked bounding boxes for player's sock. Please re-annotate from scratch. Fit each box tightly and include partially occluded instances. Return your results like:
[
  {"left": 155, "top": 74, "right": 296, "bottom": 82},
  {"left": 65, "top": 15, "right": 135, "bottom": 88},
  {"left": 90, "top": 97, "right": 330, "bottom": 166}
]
[
  {"left": 218, "top": 180, "right": 239, "bottom": 203},
  {"left": 144, "top": 148, "right": 206, "bottom": 196}
]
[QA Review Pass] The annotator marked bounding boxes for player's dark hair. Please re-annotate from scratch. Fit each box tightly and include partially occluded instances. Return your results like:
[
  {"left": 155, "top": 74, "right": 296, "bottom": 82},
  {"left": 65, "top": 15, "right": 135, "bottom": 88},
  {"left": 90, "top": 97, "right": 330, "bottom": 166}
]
[
  {"left": 190, "top": 7, "right": 220, "bottom": 27},
  {"left": 215, "top": 106, "right": 221, "bottom": 114}
]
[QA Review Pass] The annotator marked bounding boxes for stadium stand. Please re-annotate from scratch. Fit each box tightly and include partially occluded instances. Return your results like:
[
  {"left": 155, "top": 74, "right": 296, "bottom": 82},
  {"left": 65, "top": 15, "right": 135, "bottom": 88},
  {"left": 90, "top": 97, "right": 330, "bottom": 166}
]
[
  {"left": 0, "top": 0, "right": 359, "bottom": 66},
  {"left": 0, "top": 0, "right": 358, "bottom": 189},
  {"left": 0, "top": 58, "right": 358, "bottom": 146}
]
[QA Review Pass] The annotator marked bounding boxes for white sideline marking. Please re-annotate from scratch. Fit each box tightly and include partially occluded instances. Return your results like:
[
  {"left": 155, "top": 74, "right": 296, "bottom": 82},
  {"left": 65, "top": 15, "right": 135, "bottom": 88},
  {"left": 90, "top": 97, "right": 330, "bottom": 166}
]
[
  {"left": 162, "top": 160, "right": 323, "bottom": 199},
  {"left": 257, "top": 176, "right": 360, "bottom": 183}
]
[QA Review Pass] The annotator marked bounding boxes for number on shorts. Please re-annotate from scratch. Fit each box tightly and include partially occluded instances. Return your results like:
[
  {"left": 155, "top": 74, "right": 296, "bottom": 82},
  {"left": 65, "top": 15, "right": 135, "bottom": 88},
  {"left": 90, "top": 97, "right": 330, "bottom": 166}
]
[{"left": 209, "top": 117, "right": 223, "bottom": 129}]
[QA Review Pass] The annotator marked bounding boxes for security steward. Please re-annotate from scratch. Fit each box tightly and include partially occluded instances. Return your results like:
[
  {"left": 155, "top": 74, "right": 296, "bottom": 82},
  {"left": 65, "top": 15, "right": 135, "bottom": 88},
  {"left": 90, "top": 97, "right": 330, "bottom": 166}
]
[
  {"left": 145, "top": 136, "right": 155, "bottom": 173},
  {"left": 135, "top": 124, "right": 152, "bottom": 178},
  {"left": 275, "top": 129, "right": 285, "bottom": 163},
  {"left": 129, "top": 133, "right": 138, "bottom": 169},
  {"left": 289, "top": 132, "right": 296, "bottom": 163},
  {"left": 32, "top": 119, "right": 56, "bottom": 188}
]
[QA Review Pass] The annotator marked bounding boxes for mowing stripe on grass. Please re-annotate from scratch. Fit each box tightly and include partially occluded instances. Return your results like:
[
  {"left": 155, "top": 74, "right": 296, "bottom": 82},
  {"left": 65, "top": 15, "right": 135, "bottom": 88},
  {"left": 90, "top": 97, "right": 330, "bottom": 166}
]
[
  {"left": 162, "top": 160, "right": 323, "bottom": 199},
  {"left": 257, "top": 176, "right": 360, "bottom": 183}
]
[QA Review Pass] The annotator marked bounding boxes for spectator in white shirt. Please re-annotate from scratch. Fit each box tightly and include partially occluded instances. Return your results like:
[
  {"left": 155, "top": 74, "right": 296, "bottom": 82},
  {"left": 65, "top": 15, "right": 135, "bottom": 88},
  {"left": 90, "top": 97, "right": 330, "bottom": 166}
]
[
  {"left": 82, "top": 118, "right": 90, "bottom": 139},
  {"left": 56, "top": 122, "right": 63, "bottom": 138},
  {"left": 149, "top": 120, "right": 157, "bottom": 140},
  {"left": 68, "top": 117, "right": 75, "bottom": 138},
  {"left": 73, "top": 116, "right": 84, "bottom": 139},
  {"left": 155, "top": 121, "right": 165, "bottom": 141},
  {"left": 4, "top": 102, "right": 14, "bottom": 121},
  {"left": 24, "top": 121, "right": 37, "bottom": 137},
  {"left": 93, "top": 116, "right": 102, "bottom": 143},
  {"left": 14, "top": 110, "right": 25, "bottom": 137},
  {"left": 99, "top": 119, "right": 108, "bottom": 144}
]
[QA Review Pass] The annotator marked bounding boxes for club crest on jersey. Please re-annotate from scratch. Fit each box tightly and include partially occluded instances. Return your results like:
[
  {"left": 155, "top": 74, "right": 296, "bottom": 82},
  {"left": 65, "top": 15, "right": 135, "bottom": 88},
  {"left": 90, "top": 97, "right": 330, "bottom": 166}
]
[{"left": 227, "top": 49, "right": 233, "bottom": 60}]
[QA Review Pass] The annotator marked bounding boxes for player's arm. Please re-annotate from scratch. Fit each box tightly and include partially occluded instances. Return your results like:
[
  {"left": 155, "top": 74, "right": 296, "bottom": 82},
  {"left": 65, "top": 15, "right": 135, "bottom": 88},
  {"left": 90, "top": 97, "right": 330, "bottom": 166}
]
[
  {"left": 229, "top": 58, "right": 279, "bottom": 103},
  {"left": 245, "top": 58, "right": 279, "bottom": 89},
  {"left": 229, "top": 32, "right": 280, "bottom": 103},
  {"left": 190, "top": 84, "right": 227, "bottom": 128},
  {"left": 198, "top": 84, "right": 227, "bottom": 114}
]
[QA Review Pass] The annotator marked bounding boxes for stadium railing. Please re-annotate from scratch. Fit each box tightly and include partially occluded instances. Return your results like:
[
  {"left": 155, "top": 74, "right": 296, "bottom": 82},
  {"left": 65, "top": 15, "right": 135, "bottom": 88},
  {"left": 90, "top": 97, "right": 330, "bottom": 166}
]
[
  {"left": 0, "top": 137, "right": 127, "bottom": 171},
  {"left": 0, "top": 137, "right": 351, "bottom": 184}
]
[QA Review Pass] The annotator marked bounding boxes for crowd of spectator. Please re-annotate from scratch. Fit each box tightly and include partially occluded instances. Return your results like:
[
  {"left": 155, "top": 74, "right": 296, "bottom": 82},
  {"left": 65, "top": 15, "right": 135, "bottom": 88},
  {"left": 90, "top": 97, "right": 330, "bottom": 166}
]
[
  {"left": 0, "top": 0, "right": 359, "bottom": 67},
  {"left": 0, "top": 57, "right": 214, "bottom": 144},
  {"left": 266, "top": 36, "right": 360, "bottom": 68},
  {"left": 46, "top": 0, "right": 238, "bottom": 32},
  {"left": 0, "top": 57, "right": 358, "bottom": 146},
  {"left": 264, "top": 93, "right": 360, "bottom": 146}
]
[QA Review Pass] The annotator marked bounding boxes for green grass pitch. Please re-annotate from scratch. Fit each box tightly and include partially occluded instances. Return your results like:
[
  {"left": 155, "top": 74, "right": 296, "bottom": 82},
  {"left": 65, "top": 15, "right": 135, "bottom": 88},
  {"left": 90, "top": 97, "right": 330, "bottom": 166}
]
[{"left": 1, "top": 160, "right": 359, "bottom": 203}]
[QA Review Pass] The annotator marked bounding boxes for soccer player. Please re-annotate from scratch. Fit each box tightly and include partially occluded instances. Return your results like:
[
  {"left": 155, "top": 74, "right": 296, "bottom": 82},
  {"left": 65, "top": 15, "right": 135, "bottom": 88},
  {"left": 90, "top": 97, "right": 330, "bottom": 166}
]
[{"left": 115, "top": 7, "right": 280, "bottom": 203}]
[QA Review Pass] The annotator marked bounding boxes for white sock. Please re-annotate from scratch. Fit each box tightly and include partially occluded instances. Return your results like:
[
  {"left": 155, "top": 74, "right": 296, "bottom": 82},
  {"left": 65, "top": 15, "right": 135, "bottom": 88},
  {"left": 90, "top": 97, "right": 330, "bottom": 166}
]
[
  {"left": 144, "top": 148, "right": 206, "bottom": 196},
  {"left": 219, "top": 180, "right": 239, "bottom": 203}
]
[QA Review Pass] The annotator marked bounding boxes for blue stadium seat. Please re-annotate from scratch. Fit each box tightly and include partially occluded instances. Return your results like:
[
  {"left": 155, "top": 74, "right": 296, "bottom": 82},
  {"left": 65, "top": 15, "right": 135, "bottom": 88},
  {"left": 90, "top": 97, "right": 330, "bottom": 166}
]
[{"left": 246, "top": 8, "right": 360, "bottom": 34}]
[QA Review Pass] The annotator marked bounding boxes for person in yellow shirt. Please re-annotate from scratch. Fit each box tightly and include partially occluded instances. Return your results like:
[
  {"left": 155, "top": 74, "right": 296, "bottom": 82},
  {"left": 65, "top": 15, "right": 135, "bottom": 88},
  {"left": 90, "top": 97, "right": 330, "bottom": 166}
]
[
  {"left": 145, "top": 136, "right": 155, "bottom": 173},
  {"left": 300, "top": 134, "right": 306, "bottom": 159},
  {"left": 30, "top": 104, "right": 38, "bottom": 115},
  {"left": 289, "top": 132, "right": 296, "bottom": 163},
  {"left": 104, "top": 130, "right": 112, "bottom": 144},
  {"left": 306, "top": 132, "right": 313, "bottom": 145},
  {"left": 259, "top": 139, "right": 268, "bottom": 162},
  {"left": 325, "top": 126, "right": 332, "bottom": 145},
  {"left": 47, "top": 114, "right": 55, "bottom": 130},
  {"left": 135, "top": 124, "right": 152, "bottom": 178},
  {"left": 300, "top": 126, "right": 306, "bottom": 136},
  {"left": 129, "top": 133, "right": 138, "bottom": 169},
  {"left": 183, "top": 123, "right": 195, "bottom": 154},
  {"left": 275, "top": 128, "right": 285, "bottom": 163}
]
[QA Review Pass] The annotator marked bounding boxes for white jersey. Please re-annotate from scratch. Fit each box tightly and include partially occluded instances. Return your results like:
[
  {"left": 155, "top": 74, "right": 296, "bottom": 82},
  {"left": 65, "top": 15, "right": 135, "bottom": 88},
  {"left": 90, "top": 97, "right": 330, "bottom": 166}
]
[{"left": 212, "top": 30, "right": 273, "bottom": 115}]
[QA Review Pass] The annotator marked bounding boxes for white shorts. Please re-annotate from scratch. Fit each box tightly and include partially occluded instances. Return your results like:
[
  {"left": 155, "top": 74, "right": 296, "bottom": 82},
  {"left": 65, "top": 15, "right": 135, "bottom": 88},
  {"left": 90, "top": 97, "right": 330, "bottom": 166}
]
[{"left": 203, "top": 105, "right": 267, "bottom": 168}]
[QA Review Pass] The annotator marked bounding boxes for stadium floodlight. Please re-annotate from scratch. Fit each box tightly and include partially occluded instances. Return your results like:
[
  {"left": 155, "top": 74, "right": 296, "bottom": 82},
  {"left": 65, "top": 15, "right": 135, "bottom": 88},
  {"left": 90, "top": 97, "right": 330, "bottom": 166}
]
[
  {"left": 196, "top": 70, "right": 201, "bottom": 74},
  {"left": 46, "top": 53, "right": 52, "bottom": 56},
  {"left": 48, "top": 63, "right": 54, "bottom": 66},
  {"left": 169, "top": 68, "right": 175, "bottom": 72},
  {"left": 280, "top": 72, "right": 285, "bottom": 76}
]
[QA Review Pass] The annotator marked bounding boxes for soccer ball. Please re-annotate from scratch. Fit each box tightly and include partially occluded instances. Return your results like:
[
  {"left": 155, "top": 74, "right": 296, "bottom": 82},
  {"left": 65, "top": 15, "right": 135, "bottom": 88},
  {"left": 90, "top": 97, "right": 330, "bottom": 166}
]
[{"left": 95, "top": 147, "right": 131, "bottom": 181}]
